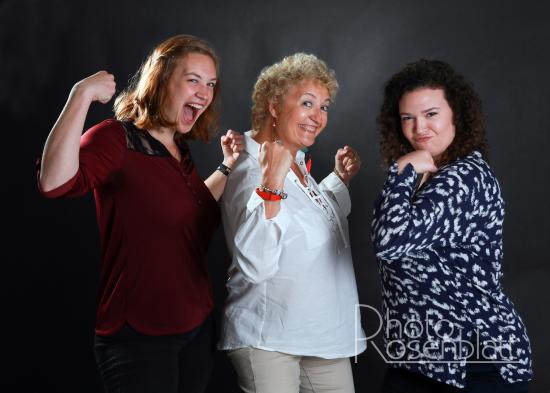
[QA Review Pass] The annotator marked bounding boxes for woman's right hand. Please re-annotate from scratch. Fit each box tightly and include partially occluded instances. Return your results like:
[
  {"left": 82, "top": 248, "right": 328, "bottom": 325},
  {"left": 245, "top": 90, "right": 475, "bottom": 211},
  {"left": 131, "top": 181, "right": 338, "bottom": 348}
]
[
  {"left": 396, "top": 150, "right": 438, "bottom": 174},
  {"left": 72, "top": 71, "right": 116, "bottom": 104},
  {"left": 258, "top": 141, "right": 292, "bottom": 189}
]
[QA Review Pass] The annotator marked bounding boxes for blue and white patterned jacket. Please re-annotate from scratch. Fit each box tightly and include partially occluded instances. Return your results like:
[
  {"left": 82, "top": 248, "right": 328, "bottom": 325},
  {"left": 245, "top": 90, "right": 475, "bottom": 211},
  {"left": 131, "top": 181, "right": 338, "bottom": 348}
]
[{"left": 372, "top": 151, "right": 533, "bottom": 388}]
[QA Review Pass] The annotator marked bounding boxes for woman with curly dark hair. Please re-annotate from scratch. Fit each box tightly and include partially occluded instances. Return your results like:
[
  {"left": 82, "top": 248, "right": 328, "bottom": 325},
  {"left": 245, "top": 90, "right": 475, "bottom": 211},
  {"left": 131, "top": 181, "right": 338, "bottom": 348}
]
[{"left": 372, "top": 59, "right": 533, "bottom": 392}]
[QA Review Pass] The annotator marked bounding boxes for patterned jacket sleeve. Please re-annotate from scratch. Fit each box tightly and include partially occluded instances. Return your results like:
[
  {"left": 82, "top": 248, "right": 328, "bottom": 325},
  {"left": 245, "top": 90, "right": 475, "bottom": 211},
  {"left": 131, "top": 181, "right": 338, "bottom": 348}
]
[{"left": 372, "top": 158, "right": 486, "bottom": 261}]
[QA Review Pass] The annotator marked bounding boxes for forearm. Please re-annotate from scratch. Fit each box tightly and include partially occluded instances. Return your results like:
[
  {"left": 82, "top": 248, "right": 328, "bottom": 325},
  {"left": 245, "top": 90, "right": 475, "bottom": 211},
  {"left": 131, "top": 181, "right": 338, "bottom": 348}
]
[
  {"left": 40, "top": 88, "right": 92, "bottom": 192},
  {"left": 260, "top": 177, "right": 284, "bottom": 219},
  {"left": 373, "top": 163, "right": 475, "bottom": 260},
  {"left": 320, "top": 171, "right": 351, "bottom": 216},
  {"left": 204, "top": 170, "right": 227, "bottom": 201},
  {"left": 263, "top": 200, "right": 281, "bottom": 219},
  {"left": 372, "top": 163, "right": 418, "bottom": 259},
  {"left": 205, "top": 159, "right": 239, "bottom": 201},
  {"left": 233, "top": 197, "right": 291, "bottom": 283}
]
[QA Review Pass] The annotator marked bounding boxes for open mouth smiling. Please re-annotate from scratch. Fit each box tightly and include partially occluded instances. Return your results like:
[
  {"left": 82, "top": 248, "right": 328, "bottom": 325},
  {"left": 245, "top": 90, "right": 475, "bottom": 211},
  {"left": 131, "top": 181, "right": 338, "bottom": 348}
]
[
  {"left": 299, "top": 124, "right": 317, "bottom": 134},
  {"left": 182, "top": 103, "right": 205, "bottom": 123}
]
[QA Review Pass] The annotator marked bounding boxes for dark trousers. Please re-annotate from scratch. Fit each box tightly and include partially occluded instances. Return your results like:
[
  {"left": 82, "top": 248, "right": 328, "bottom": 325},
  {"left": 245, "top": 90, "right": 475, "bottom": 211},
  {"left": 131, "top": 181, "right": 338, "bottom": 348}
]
[
  {"left": 382, "top": 364, "right": 530, "bottom": 393},
  {"left": 94, "top": 315, "right": 214, "bottom": 393}
]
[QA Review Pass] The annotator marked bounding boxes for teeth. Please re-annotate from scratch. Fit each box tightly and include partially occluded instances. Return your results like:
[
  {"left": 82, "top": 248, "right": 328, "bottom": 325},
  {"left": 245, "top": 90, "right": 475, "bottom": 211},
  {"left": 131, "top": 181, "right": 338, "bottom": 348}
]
[
  {"left": 187, "top": 103, "right": 204, "bottom": 110},
  {"left": 299, "top": 124, "right": 316, "bottom": 133}
]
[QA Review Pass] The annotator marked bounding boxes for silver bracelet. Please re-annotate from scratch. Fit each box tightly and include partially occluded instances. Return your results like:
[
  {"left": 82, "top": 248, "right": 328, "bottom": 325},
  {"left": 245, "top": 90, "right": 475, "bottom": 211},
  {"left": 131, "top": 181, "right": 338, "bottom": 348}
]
[{"left": 258, "top": 184, "right": 288, "bottom": 199}]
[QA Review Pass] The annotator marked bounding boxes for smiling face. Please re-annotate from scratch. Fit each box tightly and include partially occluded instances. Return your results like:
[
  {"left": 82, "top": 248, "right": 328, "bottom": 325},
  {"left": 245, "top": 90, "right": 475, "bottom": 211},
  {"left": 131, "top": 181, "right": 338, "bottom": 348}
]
[
  {"left": 164, "top": 52, "right": 217, "bottom": 134},
  {"left": 271, "top": 80, "right": 330, "bottom": 154},
  {"left": 399, "top": 87, "right": 456, "bottom": 161}
]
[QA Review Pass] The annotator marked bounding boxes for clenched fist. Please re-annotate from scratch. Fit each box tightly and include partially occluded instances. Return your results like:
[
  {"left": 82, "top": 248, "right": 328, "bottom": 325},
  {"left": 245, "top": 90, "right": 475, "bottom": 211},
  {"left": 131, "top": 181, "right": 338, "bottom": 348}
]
[
  {"left": 258, "top": 141, "right": 292, "bottom": 189},
  {"left": 221, "top": 129, "right": 244, "bottom": 168},
  {"left": 73, "top": 70, "right": 116, "bottom": 104},
  {"left": 396, "top": 150, "right": 438, "bottom": 174},
  {"left": 334, "top": 145, "right": 361, "bottom": 186}
]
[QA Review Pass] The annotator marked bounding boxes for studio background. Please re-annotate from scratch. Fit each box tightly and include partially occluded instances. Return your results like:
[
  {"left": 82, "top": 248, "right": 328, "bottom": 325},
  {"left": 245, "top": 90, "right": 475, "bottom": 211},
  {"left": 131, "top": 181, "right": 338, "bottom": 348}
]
[{"left": 4, "top": 0, "right": 549, "bottom": 392}]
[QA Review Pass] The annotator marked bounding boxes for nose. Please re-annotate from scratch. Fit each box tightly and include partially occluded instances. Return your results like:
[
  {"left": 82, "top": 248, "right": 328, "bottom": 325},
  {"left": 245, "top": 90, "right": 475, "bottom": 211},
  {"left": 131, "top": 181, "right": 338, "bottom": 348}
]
[
  {"left": 414, "top": 117, "right": 427, "bottom": 135},
  {"left": 309, "top": 106, "right": 322, "bottom": 125},
  {"left": 195, "top": 84, "right": 211, "bottom": 102}
]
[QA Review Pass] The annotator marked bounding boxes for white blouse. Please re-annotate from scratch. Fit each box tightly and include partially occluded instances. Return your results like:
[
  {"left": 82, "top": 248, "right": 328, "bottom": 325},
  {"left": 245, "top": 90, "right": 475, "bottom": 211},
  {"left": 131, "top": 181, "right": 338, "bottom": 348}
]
[{"left": 218, "top": 131, "right": 366, "bottom": 359}]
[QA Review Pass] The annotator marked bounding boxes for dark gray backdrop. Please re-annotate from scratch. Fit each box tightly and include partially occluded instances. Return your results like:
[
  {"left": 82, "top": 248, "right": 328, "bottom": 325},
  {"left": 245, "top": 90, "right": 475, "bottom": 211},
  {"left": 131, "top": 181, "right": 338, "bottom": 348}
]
[{"left": 4, "top": 0, "right": 549, "bottom": 392}]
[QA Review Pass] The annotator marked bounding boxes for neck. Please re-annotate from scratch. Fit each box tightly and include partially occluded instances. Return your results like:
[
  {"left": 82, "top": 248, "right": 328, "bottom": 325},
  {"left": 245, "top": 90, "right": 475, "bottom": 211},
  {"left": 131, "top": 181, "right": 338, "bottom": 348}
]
[{"left": 149, "top": 127, "right": 177, "bottom": 147}]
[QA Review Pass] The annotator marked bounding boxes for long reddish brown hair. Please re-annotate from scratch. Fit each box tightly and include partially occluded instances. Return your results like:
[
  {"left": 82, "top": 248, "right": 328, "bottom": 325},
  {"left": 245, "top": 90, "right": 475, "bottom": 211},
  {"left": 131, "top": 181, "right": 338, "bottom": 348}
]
[{"left": 114, "top": 34, "right": 220, "bottom": 141}]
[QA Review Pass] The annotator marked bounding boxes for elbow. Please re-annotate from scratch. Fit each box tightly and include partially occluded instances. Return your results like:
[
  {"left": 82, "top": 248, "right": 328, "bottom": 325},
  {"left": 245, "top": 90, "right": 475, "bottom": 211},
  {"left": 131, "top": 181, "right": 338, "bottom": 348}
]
[
  {"left": 38, "top": 171, "right": 79, "bottom": 198},
  {"left": 373, "top": 243, "right": 391, "bottom": 260},
  {"left": 234, "top": 251, "right": 279, "bottom": 284},
  {"left": 240, "top": 260, "right": 279, "bottom": 284},
  {"left": 372, "top": 224, "right": 409, "bottom": 261},
  {"left": 243, "top": 267, "right": 278, "bottom": 284},
  {"left": 372, "top": 236, "right": 404, "bottom": 262},
  {"left": 38, "top": 173, "right": 59, "bottom": 196}
]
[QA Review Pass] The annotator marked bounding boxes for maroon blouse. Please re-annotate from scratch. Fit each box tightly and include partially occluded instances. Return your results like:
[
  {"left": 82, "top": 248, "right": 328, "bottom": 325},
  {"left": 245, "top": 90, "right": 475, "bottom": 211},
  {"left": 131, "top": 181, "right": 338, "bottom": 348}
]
[{"left": 38, "top": 119, "right": 220, "bottom": 336}]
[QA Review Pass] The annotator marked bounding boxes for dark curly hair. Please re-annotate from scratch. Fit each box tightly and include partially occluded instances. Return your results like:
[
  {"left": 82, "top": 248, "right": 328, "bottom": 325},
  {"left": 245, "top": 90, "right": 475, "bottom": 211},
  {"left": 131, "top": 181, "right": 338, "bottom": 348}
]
[{"left": 377, "top": 59, "right": 488, "bottom": 167}]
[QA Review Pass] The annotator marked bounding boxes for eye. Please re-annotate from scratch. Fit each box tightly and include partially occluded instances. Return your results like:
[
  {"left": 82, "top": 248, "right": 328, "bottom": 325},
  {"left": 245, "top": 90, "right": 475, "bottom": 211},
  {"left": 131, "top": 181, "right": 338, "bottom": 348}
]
[
  {"left": 187, "top": 78, "right": 199, "bottom": 84},
  {"left": 321, "top": 105, "right": 330, "bottom": 112},
  {"left": 207, "top": 82, "right": 217, "bottom": 88},
  {"left": 426, "top": 111, "right": 438, "bottom": 118},
  {"left": 302, "top": 100, "right": 313, "bottom": 108},
  {"left": 400, "top": 115, "right": 413, "bottom": 122}
]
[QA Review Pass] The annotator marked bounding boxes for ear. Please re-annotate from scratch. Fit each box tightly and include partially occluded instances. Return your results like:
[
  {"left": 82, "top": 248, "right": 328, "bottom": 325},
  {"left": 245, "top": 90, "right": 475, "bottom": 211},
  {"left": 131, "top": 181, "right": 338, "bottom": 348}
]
[{"left": 268, "top": 100, "right": 278, "bottom": 119}]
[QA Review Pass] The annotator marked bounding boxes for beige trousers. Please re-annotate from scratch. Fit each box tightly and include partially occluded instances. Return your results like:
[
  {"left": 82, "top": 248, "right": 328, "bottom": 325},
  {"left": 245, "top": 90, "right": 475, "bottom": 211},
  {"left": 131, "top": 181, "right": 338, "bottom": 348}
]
[{"left": 227, "top": 347, "right": 355, "bottom": 393}]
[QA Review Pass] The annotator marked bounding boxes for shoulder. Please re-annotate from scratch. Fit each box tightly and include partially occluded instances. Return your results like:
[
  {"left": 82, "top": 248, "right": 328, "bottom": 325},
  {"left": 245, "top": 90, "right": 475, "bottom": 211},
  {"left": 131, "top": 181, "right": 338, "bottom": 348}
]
[
  {"left": 82, "top": 118, "right": 126, "bottom": 146},
  {"left": 228, "top": 149, "right": 260, "bottom": 187},
  {"left": 434, "top": 151, "right": 499, "bottom": 195}
]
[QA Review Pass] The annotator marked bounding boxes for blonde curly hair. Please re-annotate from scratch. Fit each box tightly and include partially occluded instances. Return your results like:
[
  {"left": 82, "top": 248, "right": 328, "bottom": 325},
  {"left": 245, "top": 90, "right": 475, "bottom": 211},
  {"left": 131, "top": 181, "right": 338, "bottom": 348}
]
[{"left": 251, "top": 53, "right": 338, "bottom": 131}]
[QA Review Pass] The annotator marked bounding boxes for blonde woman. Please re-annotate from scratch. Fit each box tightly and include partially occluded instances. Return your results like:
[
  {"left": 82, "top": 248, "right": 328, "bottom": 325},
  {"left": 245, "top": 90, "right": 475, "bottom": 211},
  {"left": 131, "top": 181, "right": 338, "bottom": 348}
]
[{"left": 219, "top": 53, "right": 366, "bottom": 393}]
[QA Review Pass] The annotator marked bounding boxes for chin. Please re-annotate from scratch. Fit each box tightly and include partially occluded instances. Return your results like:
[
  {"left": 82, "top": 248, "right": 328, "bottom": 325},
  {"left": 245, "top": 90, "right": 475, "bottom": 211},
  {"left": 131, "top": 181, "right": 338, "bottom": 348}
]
[
  {"left": 301, "top": 136, "right": 316, "bottom": 147},
  {"left": 176, "top": 124, "right": 194, "bottom": 134}
]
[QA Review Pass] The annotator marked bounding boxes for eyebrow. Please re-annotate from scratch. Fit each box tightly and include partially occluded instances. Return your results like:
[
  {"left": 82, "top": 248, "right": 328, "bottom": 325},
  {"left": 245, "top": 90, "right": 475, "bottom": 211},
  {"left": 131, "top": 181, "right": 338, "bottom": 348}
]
[
  {"left": 400, "top": 107, "right": 440, "bottom": 116},
  {"left": 184, "top": 72, "right": 217, "bottom": 81},
  {"left": 421, "top": 107, "right": 440, "bottom": 113},
  {"left": 303, "top": 92, "right": 331, "bottom": 103}
]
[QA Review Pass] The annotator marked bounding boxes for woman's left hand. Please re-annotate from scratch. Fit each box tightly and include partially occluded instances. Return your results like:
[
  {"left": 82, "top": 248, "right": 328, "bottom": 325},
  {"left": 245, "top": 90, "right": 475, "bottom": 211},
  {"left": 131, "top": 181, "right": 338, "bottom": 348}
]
[
  {"left": 221, "top": 129, "right": 244, "bottom": 168},
  {"left": 334, "top": 145, "right": 361, "bottom": 186}
]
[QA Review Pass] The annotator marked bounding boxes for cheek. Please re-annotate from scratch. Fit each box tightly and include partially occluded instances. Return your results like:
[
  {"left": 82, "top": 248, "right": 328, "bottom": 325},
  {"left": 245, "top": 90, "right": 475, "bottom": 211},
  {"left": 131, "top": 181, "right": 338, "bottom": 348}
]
[
  {"left": 401, "top": 127, "right": 414, "bottom": 144},
  {"left": 318, "top": 115, "right": 328, "bottom": 133},
  {"left": 295, "top": 108, "right": 308, "bottom": 121},
  {"left": 286, "top": 109, "right": 304, "bottom": 128},
  {"left": 206, "top": 88, "right": 215, "bottom": 103},
  {"left": 441, "top": 122, "right": 456, "bottom": 143},
  {"left": 164, "top": 88, "right": 179, "bottom": 115}
]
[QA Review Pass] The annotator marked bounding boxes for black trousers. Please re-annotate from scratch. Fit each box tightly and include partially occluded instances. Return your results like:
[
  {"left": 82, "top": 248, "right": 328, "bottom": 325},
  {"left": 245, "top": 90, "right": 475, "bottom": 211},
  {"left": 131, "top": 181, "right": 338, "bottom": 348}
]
[
  {"left": 94, "top": 315, "right": 214, "bottom": 393},
  {"left": 382, "top": 364, "right": 529, "bottom": 393}
]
